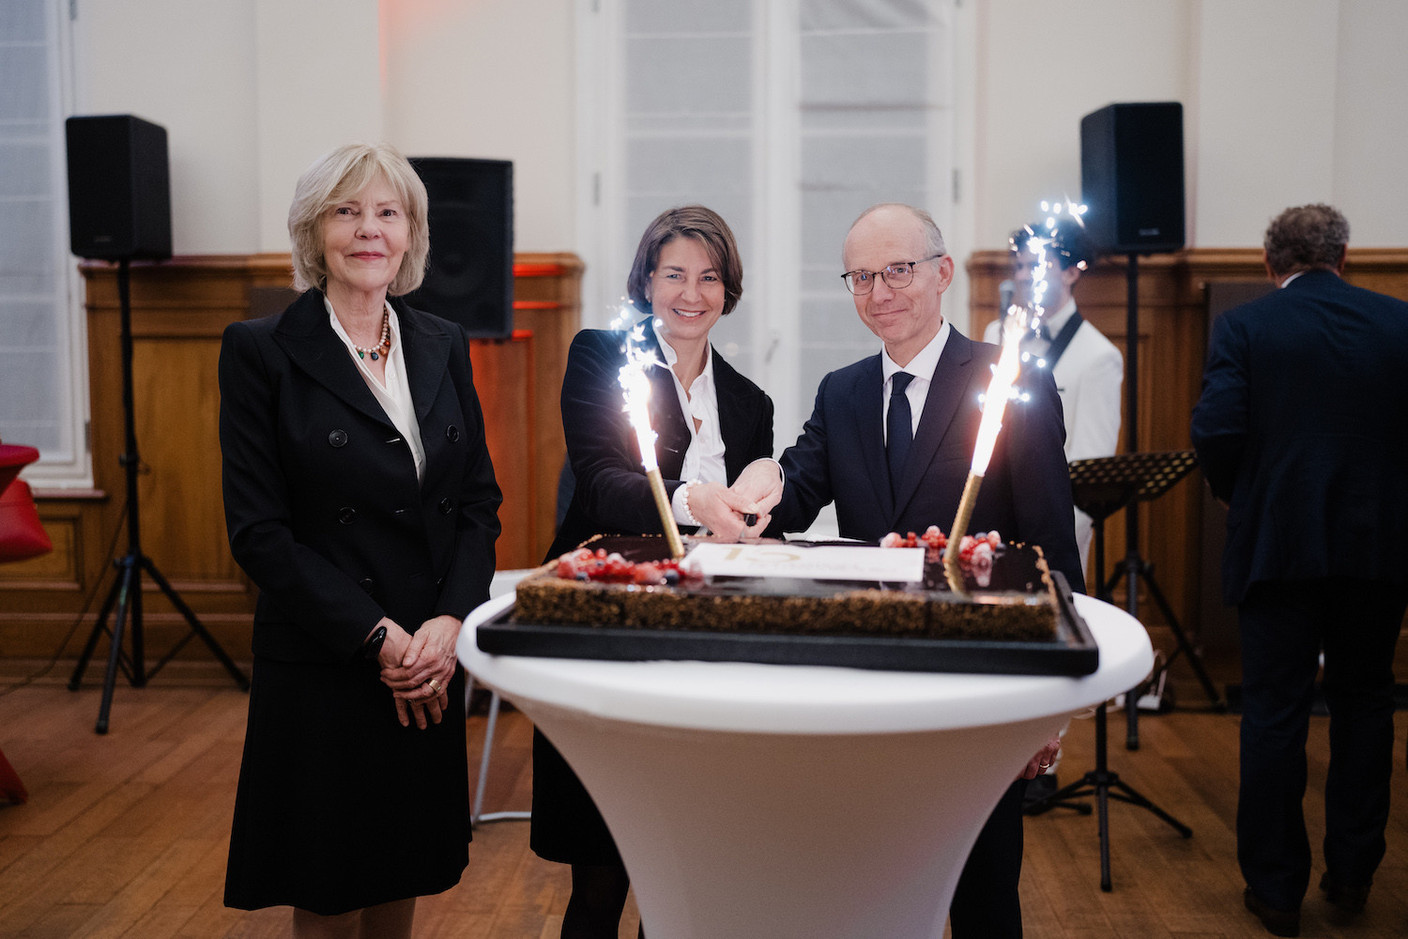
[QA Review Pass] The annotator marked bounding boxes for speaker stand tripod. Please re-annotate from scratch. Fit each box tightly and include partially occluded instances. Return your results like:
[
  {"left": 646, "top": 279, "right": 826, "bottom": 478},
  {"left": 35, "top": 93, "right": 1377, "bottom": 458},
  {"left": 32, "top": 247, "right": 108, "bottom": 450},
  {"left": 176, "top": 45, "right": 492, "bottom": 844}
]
[
  {"left": 68, "top": 259, "right": 249, "bottom": 734},
  {"left": 1025, "top": 451, "right": 1201, "bottom": 889}
]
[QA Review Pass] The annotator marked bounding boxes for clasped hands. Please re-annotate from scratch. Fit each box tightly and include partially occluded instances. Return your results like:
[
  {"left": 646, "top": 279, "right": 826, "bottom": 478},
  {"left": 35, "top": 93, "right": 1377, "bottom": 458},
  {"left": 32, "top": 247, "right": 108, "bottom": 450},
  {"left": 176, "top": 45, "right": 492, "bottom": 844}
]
[
  {"left": 375, "top": 614, "right": 461, "bottom": 729},
  {"left": 691, "top": 459, "right": 786, "bottom": 541}
]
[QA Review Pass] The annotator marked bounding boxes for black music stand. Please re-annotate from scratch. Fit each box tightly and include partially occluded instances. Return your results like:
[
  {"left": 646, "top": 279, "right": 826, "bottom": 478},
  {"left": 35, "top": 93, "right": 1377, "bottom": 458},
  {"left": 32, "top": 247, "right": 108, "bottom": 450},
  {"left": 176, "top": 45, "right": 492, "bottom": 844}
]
[
  {"left": 1024, "top": 451, "right": 1199, "bottom": 891},
  {"left": 1088, "top": 450, "right": 1225, "bottom": 752},
  {"left": 67, "top": 259, "right": 249, "bottom": 733}
]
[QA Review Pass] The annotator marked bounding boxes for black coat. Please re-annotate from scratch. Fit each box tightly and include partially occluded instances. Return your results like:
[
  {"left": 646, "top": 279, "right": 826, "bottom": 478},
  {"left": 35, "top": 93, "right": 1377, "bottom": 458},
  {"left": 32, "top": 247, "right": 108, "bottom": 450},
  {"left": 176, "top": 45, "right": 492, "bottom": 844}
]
[
  {"left": 219, "top": 288, "right": 502, "bottom": 915},
  {"left": 531, "top": 321, "right": 774, "bottom": 866},
  {"left": 546, "top": 322, "right": 775, "bottom": 560},
  {"left": 219, "top": 289, "right": 502, "bottom": 660},
  {"left": 1192, "top": 269, "right": 1408, "bottom": 603}
]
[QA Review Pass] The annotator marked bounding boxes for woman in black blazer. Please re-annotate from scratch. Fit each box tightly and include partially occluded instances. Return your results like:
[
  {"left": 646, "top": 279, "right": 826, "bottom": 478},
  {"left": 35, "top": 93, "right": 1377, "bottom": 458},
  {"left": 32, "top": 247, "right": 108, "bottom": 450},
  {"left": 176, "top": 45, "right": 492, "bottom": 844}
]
[
  {"left": 533, "top": 206, "right": 774, "bottom": 937},
  {"left": 219, "top": 144, "right": 501, "bottom": 937}
]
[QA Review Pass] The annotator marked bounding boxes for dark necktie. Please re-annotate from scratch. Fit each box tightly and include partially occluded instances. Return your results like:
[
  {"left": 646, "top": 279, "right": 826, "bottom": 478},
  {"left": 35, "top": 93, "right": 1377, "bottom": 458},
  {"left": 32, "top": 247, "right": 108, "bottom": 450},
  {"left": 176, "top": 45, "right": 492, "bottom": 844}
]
[{"left": 887, "top": 372, "right": 914, "bottom": 495}]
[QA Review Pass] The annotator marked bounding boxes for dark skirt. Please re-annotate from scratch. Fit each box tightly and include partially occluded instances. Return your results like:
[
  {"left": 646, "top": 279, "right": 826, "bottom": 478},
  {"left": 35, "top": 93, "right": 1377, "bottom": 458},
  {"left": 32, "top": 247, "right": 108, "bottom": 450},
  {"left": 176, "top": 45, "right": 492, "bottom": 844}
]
[
  {"left": 225, "top": 656, "right": 470, "bottom": 915},
  {"left": 530, "top": 727, "right": 624, "bottom": 867}
]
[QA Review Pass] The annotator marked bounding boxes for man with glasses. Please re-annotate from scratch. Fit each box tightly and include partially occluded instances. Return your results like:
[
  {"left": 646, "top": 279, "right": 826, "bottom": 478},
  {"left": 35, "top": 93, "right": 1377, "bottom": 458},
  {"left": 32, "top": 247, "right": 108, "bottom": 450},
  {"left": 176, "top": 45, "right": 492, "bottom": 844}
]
[{"left": 735, "top": 202, "right": 1081, "bottom": 936}]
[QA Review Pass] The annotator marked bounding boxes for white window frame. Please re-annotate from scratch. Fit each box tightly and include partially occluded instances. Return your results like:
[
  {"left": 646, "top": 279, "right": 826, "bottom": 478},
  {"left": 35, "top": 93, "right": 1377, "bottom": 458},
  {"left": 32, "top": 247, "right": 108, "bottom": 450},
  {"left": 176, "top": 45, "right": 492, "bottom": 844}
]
[
  {"left": 1, "top": 0, "right": 90, "bottom": 487},
  {"left": 575, "top": 0, "right": 959, "bottom": 448}
]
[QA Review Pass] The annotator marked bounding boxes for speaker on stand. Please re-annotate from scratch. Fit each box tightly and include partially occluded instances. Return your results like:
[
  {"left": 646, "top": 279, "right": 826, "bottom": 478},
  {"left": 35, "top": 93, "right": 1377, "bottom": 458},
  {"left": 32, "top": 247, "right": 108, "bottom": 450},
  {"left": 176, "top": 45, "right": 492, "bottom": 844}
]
[
  {"left": 1080, "top": 102, "right": 1222, "bottom": 747},
  {"left": 64, "top": 115, "right": 249, "bottom": 734},
  {"left": 406, "top": 157, "right": 514, "bottom": 339}
]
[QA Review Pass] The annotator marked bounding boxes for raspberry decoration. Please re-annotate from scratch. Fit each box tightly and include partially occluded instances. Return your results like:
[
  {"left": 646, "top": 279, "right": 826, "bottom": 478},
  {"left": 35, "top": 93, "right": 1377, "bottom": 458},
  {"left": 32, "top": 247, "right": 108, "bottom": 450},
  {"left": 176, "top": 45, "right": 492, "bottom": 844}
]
[
  {"left": 555, "top": 547, "right": 698, "bottom": 586},
  {"left": 881, "top": 526, "right": 1003, "bottom": 566}
]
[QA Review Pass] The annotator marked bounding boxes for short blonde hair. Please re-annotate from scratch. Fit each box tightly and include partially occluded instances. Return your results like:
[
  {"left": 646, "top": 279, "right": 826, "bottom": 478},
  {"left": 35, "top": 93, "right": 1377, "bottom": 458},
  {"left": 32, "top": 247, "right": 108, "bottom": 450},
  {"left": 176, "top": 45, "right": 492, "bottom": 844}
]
[{"left": 288, "top": 143, "right": 430, "bottom": 296}]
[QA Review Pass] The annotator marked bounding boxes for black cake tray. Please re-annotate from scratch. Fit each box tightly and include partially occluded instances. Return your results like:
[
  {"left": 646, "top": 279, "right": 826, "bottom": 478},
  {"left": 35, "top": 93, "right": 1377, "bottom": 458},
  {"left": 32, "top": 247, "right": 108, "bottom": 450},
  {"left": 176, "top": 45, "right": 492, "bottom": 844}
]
[{"left": 476, "top": 572, "right": 1099, "bottom": 676}]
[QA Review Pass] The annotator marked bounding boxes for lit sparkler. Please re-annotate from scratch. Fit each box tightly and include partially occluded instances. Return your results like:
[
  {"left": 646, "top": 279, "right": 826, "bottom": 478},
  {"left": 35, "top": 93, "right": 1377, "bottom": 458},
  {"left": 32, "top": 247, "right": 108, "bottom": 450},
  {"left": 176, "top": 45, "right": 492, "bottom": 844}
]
[
  {"left": 943, "top": 200, "right": 1086, "bottom": 592},
  {"left": 615, "top": 307, "right": 686, "bottom": 558}
]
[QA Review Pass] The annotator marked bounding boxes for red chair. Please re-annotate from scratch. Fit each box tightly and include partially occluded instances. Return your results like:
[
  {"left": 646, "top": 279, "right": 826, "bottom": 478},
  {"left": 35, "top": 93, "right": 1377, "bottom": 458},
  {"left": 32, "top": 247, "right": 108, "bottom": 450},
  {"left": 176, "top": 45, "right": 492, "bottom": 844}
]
[{"left": 0, "top": 439, "right": 46, "bottom": 804}]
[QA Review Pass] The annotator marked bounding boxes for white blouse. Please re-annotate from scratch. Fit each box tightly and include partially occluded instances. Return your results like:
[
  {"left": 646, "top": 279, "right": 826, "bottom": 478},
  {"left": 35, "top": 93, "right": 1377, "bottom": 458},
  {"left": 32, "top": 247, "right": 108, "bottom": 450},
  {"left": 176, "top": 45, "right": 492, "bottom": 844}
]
[{"left": 326, "top": 298, "right": 427, "bottom": 483}]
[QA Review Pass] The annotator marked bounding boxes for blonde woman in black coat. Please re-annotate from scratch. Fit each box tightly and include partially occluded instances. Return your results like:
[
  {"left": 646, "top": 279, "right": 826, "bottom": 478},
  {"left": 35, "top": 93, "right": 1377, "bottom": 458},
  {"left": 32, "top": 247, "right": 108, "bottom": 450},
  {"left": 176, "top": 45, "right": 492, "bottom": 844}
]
[{"left": 219, "top": 143, "right": 501, "bottom": 938}]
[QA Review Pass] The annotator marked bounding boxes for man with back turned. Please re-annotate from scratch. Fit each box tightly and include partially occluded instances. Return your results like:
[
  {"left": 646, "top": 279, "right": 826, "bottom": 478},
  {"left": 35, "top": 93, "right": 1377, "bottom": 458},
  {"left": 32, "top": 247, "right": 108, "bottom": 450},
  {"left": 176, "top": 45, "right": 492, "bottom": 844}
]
[{"left": 1192, "top": 203, "right": 1408, "bottom": 937}]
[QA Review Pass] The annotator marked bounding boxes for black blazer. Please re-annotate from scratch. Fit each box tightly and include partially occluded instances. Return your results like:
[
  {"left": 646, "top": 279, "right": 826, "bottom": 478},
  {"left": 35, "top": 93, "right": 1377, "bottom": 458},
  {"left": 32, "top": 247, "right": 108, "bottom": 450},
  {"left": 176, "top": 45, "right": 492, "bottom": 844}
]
[
  {"left": 769, "top": 329, "right": 1083, "bottom": 589},
  {"left": 219, "top": 289, "right": 502, "bottom": 663},
  {"left": 547, "top": 323, "right": 775, "bottom": 560},
  {"left": 1192, "top": 269, "right": 1408, "bottom": 603}
]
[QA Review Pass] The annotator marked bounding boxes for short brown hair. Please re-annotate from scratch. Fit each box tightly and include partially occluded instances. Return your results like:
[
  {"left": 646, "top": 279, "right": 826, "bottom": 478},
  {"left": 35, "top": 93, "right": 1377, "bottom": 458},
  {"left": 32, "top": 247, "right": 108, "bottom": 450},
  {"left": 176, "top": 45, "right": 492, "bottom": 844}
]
[
  {"left": 287, "top": 143, "right": 430, "bottom": 296},
  {"left": 1263, "top": 203, "right": 1349, "bottom": 277},
  {"left": 626, "top": 206, "right": 744, "bottom": 317}
]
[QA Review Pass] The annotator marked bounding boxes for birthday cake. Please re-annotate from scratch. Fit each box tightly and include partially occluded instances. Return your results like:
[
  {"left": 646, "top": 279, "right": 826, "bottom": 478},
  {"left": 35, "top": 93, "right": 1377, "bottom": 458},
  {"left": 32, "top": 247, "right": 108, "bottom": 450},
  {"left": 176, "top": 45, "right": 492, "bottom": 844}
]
[{"left": 511, "top": 528, "right": 1060, "bottom": 643}]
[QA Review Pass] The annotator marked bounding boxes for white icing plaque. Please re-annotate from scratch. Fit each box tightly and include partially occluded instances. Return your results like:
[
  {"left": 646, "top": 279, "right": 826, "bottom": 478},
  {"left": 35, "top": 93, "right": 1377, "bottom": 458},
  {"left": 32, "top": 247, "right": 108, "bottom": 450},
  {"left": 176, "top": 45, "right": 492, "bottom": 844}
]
[{"left": 685, "top": 543, "right": 924, "bottom": 583}]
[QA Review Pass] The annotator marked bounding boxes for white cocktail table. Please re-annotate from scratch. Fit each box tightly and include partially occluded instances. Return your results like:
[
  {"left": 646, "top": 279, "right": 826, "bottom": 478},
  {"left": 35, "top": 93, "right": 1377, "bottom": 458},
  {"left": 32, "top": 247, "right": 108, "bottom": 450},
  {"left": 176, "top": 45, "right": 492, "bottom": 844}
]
[{"left": 459, "top": 592, "right": 1152, "bottom": 939}]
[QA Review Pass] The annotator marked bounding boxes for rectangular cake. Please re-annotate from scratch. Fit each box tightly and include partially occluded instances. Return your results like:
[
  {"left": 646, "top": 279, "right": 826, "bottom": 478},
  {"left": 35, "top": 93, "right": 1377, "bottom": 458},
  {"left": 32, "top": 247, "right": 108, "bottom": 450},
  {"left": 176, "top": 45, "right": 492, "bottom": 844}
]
[{"left": 512, "top": 533, "right": 1061, "bottom": 643}]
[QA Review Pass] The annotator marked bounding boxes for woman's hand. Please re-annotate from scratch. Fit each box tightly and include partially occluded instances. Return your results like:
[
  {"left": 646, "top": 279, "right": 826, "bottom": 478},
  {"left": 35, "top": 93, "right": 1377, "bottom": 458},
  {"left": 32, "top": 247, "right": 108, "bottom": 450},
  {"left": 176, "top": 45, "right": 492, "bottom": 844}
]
[
  {"left": 379, "top": 615, "right": 461, "bottom": 729},
  {"left": 686, "top": 481, "right": 771, "bottom": 541}
]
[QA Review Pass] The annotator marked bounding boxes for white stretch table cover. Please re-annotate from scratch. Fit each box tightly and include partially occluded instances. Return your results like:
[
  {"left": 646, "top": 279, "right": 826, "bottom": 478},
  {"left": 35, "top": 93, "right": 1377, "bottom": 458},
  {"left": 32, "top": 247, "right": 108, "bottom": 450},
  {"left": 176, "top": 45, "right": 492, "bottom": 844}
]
[{"left": 460, "top": 592, "right": 1153, "bottom": 939}]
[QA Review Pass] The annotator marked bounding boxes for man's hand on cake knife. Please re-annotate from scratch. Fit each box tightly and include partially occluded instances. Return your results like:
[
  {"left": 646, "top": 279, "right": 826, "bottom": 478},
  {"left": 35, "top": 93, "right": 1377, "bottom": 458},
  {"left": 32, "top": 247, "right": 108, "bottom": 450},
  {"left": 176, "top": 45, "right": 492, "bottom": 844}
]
[{"left": 730, "top": 459, "right": 784, "bottom": 516}]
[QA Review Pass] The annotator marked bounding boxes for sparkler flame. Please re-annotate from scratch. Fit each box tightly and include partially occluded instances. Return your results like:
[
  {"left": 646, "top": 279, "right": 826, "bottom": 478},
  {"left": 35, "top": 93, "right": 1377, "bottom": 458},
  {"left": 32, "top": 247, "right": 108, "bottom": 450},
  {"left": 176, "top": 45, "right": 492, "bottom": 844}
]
[
  {"left": 974, "top": 199, "right": 1088, "bottom": 476},
  {"left": 617, "top": 315, "right": 664, "bottom": 471},
  {"left": 946, "top": 199, "right": 1085, "bottom": 590},
  {"left": 611, "top": 304, "right": 685, "bottom": 557}
]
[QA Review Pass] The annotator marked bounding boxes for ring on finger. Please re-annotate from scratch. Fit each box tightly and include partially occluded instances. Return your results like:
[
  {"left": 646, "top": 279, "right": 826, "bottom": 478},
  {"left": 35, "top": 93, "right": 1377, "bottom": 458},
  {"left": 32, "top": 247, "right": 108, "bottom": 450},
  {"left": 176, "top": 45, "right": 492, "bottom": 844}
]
[{"left": 428, "top": 677, "right": 443, "bottom": 694}]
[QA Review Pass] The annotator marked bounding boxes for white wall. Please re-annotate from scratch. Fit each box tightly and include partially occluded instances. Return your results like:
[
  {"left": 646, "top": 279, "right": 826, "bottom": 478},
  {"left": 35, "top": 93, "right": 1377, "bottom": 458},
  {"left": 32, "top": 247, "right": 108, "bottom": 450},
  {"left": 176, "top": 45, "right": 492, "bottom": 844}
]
[
  {"left": 380, "top": 0, "right": 577, "bottom": 252},
  {"left": 968, "top": 0, "right": 1408, "bottom": 253},
  {"left": 68, "top": 0, "right": 1408, "bottom": 259},
  {"left": 968, "top": 0, "right": 1192, "bottom": 250},
  {"left": 69, "top": 0, "right": 572, "bottom": 256}
]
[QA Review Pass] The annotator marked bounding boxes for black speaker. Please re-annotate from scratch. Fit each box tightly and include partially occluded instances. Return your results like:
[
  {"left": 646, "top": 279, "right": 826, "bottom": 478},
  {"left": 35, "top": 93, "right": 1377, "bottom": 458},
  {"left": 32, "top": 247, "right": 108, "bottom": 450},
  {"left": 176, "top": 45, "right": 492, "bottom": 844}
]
[
  {"left": 66, "top": 115, "right": 172, "bottom": 260},
  {"left": 1080, "top": 102, "right": 1185, "bottom": 255},
  {"left": 406, "top": 157, "right": 514, "bottom": 339}
]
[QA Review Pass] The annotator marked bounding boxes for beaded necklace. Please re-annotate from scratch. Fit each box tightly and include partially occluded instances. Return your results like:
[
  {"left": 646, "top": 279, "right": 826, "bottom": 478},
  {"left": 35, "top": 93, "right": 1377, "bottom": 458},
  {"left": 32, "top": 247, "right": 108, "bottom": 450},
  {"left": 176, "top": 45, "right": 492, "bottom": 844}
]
[{"left": 352, "top": 308, "right": 392, "bottom": 361}]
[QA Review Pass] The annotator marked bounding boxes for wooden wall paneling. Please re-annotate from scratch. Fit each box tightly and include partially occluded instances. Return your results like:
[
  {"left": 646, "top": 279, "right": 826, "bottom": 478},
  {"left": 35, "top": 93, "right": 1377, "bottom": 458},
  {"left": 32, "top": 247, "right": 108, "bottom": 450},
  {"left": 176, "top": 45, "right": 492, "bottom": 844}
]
[
  {"left": 2, "top": 253, "right": 581, "bottom": 665},
  {"left": 469, "top": 332, "right": 534, "bottom": 570},
  {"left": 509, "top": 254, "right": 583, "bottom": 565}
]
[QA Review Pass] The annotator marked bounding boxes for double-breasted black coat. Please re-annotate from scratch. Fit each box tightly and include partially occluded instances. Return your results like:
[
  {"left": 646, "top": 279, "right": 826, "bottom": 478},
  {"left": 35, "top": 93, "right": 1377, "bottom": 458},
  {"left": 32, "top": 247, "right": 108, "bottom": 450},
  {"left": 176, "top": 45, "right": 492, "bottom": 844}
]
[{"left": 219, "top": 288, "right": 501, "bottom": 915}]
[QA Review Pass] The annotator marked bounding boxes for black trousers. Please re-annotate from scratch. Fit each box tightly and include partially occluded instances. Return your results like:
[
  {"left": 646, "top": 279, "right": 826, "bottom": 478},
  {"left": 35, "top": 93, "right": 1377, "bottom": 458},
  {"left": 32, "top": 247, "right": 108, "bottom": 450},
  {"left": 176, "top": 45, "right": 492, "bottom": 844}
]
[
  {"left": 949, "top": 778, "right": 1026, "bottom": 937},
  {"left": 1237, "top": 578, "right": 1407, "bottom": 909}
]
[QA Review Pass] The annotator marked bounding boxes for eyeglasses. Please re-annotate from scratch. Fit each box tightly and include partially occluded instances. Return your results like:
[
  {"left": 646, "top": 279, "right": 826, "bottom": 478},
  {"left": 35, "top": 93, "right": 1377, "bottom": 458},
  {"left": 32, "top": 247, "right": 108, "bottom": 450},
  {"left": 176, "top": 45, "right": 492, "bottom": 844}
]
[{"left": 841, "top": 254, "right": 945, "bottom": 295}]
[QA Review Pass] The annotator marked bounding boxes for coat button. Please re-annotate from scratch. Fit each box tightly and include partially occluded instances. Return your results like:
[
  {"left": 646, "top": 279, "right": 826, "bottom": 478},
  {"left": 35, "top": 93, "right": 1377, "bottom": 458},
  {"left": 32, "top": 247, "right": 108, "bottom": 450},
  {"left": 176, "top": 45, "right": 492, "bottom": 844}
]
[
  {"left": 438, "top": 497, "right": 454, "bottom": 515},
  {"left": 358, "top": 577, "right": 375, "bottom": 594},
  {"left": 328, "top": 429, "right": 348, "bottom": 447},
  {"left": 445, "top": 425, "right": 460, "bottom": 443},
  {"left": 338, "top": 506, "right": 358, "bottom": 524}
]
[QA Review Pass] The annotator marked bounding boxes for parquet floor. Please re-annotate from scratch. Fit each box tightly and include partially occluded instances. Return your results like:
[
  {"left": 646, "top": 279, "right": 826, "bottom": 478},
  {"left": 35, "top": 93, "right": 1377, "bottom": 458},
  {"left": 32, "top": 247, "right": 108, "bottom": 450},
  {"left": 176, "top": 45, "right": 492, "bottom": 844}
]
[{"left": 2, "top": 663, "right": 1407, "bottom": 938}]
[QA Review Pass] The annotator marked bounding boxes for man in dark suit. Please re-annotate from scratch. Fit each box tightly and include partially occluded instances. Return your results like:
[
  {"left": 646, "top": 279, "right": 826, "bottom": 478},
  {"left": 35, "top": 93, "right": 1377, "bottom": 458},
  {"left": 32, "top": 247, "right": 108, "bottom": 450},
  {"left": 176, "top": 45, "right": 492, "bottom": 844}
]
[
  {"left": 1192, "top": 203, "right": 1408, "bottom": 937},
  {"left": 735, "top": 202, "right": 1080, "bottom": 937}
]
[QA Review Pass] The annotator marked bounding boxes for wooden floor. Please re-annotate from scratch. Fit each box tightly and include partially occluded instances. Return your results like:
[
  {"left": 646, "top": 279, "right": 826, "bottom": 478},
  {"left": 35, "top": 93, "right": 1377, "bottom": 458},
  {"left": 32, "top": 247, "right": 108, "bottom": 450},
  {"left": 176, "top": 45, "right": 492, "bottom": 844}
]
[{"left": 2, "top": 664, "right": 1407, "bottom": 939}]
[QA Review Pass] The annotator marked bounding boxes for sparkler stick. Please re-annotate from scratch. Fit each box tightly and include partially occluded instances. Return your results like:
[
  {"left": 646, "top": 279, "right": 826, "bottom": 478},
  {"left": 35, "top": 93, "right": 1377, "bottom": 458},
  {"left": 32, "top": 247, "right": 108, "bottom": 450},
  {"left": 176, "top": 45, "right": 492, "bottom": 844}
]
[{"left": 617, "top": 314, "right": 686, "bottom": 558}]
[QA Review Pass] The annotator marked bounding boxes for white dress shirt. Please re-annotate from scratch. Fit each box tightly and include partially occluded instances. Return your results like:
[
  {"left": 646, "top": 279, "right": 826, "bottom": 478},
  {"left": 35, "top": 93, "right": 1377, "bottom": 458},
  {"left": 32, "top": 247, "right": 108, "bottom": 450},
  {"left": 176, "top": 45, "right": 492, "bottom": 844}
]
[
  {"left": 652, "top": 320, "right": 726, "bottom": 525},
  {"left": 881, "top": 320, "right": 952, "bottom": 443}
]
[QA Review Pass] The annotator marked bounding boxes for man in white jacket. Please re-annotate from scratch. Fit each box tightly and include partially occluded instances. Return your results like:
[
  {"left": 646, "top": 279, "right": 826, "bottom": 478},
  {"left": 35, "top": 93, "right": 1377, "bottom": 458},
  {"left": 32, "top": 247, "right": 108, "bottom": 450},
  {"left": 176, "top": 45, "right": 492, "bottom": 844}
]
[{"left": 985, "top": 222, "right": 1123, "bottom": 580}]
